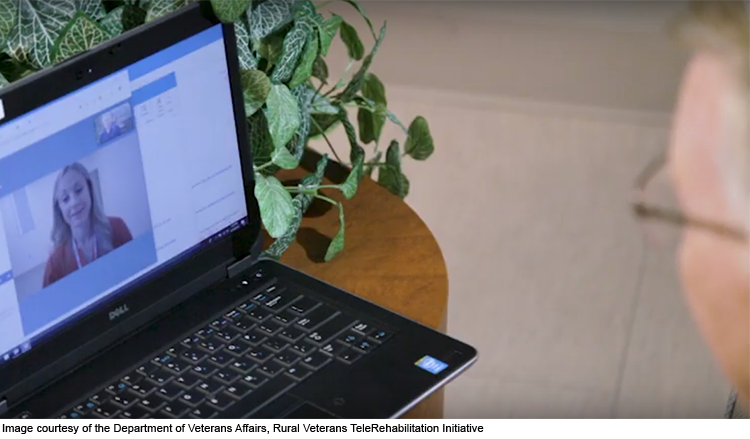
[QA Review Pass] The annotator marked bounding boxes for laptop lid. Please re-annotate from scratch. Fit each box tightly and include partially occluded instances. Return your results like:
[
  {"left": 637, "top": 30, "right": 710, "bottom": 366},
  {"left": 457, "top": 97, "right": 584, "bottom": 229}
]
[{"left": 0, "top": 3, "right": 259, "bottom": 407}]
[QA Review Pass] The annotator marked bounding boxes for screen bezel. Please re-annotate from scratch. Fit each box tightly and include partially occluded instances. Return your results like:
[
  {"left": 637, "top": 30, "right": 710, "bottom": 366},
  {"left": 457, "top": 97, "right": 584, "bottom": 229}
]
[{"left": 0, "top": 3, "right": 260, "bottom": 404}]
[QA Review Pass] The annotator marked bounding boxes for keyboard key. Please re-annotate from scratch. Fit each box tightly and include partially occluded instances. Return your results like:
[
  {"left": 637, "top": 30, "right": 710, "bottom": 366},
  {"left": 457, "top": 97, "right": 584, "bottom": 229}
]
[
  {"left": 89, "top": 391, "right": 110, "bottom": 405},
  {"left": 181, "top": 349, "right": 207, "bottom": 364},
  {"left": 190, "top": 403, "right": 217, "bottom": 419},
  {"left": 230, "top": 359, "right": 255, "bottom": 373},
  {"left": 259, "top": 361, "right": 285, "bottom": 377},
  {"left": 321, "top": 342, "right": 346, "bottom": 356},
  {"left": 225, "top": 310, "right": 243, "bottom": 320},
  {"left": 307, "top": 315, "right": 356, "bottom": 345},
  {"left": 174, "top": 374, "right": 202, "bottom": 389},
  {"left": 165, "top": 345, "right": 186, "bottom": 357},
  {"left": 291, "top": 339, "right": 316, "bottom": 355},
  {"left": 209, "top": 318, "right": 231, "bottom": 330},
  {"left": 208, "top": 352, "right": 233, "bottom": 367},
  {"left": 214, "top": 370, "right": 240, "bottom": 385},
  {"left": 164, "top": 358, "right": 191, "bottom": 374},
  {"left": 191, "top": 363, "right": 218, "bottom": 378},
  {"left": 301, "top": 351, "right": 330, "bottom": 369},
  {"left": 355, "top": 339, "right": 375, "bottom": 353},
  {"left": 106, "top": 381, "right": 130, "bottom": 394},
  {"left": 215, "top": 327, "right": 241, "bottom": 342},
  {"left": 157, "top": 381, "right": 185, "bottom": 400},
  {"left": 370, "top": 329, "right": 392, "bottom": 343},
  {"left": 75, "top": 401, "right": 97, "bottom": 414},
  {"left": 220, "top": 375, "right": 296, "bottom": 419},
  {"left": 233, "top": 316, "right": 255, "bottom": 332},
  {"left": 121, "top": 373, "right": 143, "bottom": 386},
  {"left": 119, "top": 404, "right": 151, "bottom": 419},
  {"left": 159, "top": 400, "right": 191, "bottom": 418},
  {"left": 274, "top": 309, "right": 298, "bottom": 325},
  {"left": 296, "top": 305, "right": 337, "bottom": 330},
  {"left": 179, "top": 389, "right": 206, "bottom": 407},
  {"left": 197, "top": 379, "right": 224, "bottom": 395},
  {"left": 95, "top": 401, "right": 120, "bottom": 418},
  {"left": 352, "top": 322, "right": 374, "bottom": 335},
  {"left": 339, "top": 330, "right": 362, "bottom": 344},
  {"left": 242, "top": 331, "right": 267, "bottom": 346},
  {"left": 263, "top": 337, "right": 288, "bottom": 352},
  {"left": 112, "top": 394, "right": 136, "bottom": 408},
  {"left": 226, "top": 339, "right": 253, "bottom": 356},
  {"left": 237, "top": 301, "right": 255, "bottom": 313},
  {"left": 264, "top": 291, "right": 300, "bottom": 311},
  {"left": 275, "top": 350, "right": 301, "bottom": 366},
  {"left": 247, "top": 346, "right": 272, "bottom": 363},
  {"left": 258, "top": 319, "right": 284, "bottom": 335},
  {"left": 181, "top": 335, "right": 201, "bottom": 348},
  {"left": 61, "top": 411, "right": 81, "bottom": 419},
  {"left": 147, "top": 369, "right": 173, "bottom": 385},
  {"left": 138, "top": 395, "right": 167, "bottom": 412},
  {"left": 198, "top": 337, "right": 224, "bottom": 353},
  {"left": 152, "top": 354, "right": 174, "bottom": 366},
  {"left": 136, "top": 362, "right": 158, "bottom": 377},
  {"left": 241, "top": 371, "right": 267, "bottom": 388},
  {"left": 130, "top": 380, "right": 156, "bottom": 398},
  {"left": 289, "top": 296, "right": 318, "bottom": 315},
  {"left": 279, "top": 327, "right": 305, "bottom": 342},
  {"left": 195, "top": 327, "right": 216, "bottom": 339},
  {"left": 286, "top": 365, "right": 312, "bottom": 381},
  {"left": 206, "top": 393, "right": 235, "bottom": 410},
  {"left": 224, "top": 382, "right": 253, "bottom": 399},
  {"left": 338, "top": 349, "right": 362, "bottom": 364},
  {"left": 246, "top": 307, "right": 272, "bottom": 322}
]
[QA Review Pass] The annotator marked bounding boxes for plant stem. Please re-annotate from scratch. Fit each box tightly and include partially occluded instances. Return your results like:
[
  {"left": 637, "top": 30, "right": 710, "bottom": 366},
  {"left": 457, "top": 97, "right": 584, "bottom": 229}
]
[
  {"left": 324, "top": 59, "right": 355, "bottom": 98},
  {"left": 310, "top": 117, "right": 343, "bottom": 164},
  {"left": 314, "top": 194, "right": 339, "bottom": 206},
  {"left": 254, "top": 161, "right": 275, "bottom": 172}
]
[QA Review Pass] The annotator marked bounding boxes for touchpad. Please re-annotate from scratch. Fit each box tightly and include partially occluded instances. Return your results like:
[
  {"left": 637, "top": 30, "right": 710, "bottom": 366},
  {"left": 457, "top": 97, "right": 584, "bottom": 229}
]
[{"left": 283, "top": 403, "right": 339, "bottom": 419}]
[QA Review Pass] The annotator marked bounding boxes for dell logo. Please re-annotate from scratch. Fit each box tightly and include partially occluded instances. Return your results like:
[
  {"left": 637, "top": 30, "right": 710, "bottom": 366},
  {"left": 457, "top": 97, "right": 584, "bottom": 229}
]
[{"left": 108, "top": 304, "right": 130, "bottom": 321}]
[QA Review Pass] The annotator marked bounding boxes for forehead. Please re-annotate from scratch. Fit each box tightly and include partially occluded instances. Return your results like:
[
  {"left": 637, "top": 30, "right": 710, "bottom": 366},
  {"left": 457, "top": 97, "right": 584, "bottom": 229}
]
[{"left": 58, "top": 170, "right": 86, "bottom": 190}]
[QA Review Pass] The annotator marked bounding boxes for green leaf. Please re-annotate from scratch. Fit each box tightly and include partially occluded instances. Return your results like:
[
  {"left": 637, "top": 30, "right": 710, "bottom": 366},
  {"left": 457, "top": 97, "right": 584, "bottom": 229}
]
[
  {"left": 122, "top": 3, "right": 147, "bottom": 31},
  {"left": 234, "top": 18, "right": 258, "bottom": 69},
  {"left": 51, "top": 12, "right": 110, "bottom": 64},
  {"left": 255, "top": 33, "right": 285, "bottom": 66},
  {"left": 289, "top": 30, "right": 317, "bottom": 88},
  {"left": 100, "top": 6, "right": 125, "bottom": 37},
  {"left": 311, "top": 56, "right": 328, "bottom": 84},
  {"left": 361, "top": 72, "right": 386, "bottom": 106},
  {"left": 78, "top": 0, "right": 106, "bottom": 20},
  {"left": 386, "top": 108, "right": 408, "bottom": 134},
  {"left": 404, "top": 116, "right": 434, "bottom": 160},
  {"left": 338, "top": 22, "right": 386, "bottom": 103},
  {"left": 340, "top": 156, "right": 363, "bottom": 199},
  {"left": 0, "top": 1, "right": 16, "bottom": 48},
  {"left": 310, "top": 94, "right": 338, "bottom": 115},
  {"left": 357, "top": 103, "right": 386, "bottom": 145},
  {"left": 145, "top": 0, "right": 188, "bottom": 22},
  {"left": 378, "top": 140, "right": 409, "bottom": 198},
  {"left": 269, "top": 22, "right": 307, "bottom": 83},
  {"left": 341, "top": 0, "right": 376, "bottom": 40},
  {"left": 210, "top": 0, "right": 250, "bottom": 23},
  {"left": 263, "top": 197, "right": 303, "bottom": 259},
  {"left": 324, "top": 203, "right": 345, "bottom": 262},
  {"left": 240, "top": 69, "right": 270, "bottom": 117},
  {"left": 264, "top": 83, "right": 300, "bottom": 150},
  {"left": 7, "top": 0, "right": 79, "bottom": 68},
  {"left": 250, "top": 0, "right": 295, "bottom": 40},
  {"left": 287, "top": 84, "right": 314, "bottom": 160},
  {"left": 364, "top": 151, "right": 382, "bottom": 178},
  {"left": 271, "top": 144, "right": 299, "bottom": 169},
  {"left": 339, "top": 19, "right": 363, "bottom": 61},
  {"left": 309, "top": 113, "right": 340, "bottom": 138},
  {"left": 318, "top": 14, "right": 341, "bottom": 56},
  {"left": 0, "top": 72, "right": 9, "bottom": 89},
  {"left": 248, "top": 110, "right": 274, "bottom": 169},
  {"left": 297, "top": 153, "right": 328, "bottom": 211},
  {"left": 254, "top": 173, "right": 295, "bottom": 239}
]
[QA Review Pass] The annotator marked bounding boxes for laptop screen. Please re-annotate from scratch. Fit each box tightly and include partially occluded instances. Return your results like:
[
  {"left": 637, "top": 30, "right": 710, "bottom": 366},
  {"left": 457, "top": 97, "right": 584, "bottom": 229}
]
[{"left": 0, "top": 24, "right": 248, "bottom": 365}]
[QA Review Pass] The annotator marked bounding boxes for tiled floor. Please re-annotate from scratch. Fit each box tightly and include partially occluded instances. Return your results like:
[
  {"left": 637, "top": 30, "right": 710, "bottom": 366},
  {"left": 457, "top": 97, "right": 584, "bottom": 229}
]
[{"left": 311, "top": 85, "right": 730, "bottom": 418}]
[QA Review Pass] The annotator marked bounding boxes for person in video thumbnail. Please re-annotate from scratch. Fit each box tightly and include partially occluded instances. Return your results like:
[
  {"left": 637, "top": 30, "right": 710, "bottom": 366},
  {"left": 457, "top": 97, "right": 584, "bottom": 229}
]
[
  {"left": 43, "top": 162, "right": 133, "bottom": 287},
  {"left": 98, "top": 111, "right": 122, "bottom": 144}
]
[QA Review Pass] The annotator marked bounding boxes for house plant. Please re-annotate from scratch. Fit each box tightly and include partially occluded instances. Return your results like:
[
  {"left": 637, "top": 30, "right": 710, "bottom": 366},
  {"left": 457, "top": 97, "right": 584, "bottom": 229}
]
[{"left": 0, "top": 0, "right": 435, "bottom": 261}]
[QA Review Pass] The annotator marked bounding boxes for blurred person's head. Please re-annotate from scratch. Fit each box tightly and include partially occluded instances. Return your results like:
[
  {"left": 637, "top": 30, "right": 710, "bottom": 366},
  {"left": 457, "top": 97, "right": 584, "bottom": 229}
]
[
  {"left": 669, "top": 0, "right": 749, "bottom": 406},
  {"left": 101, "top": 112, "right": 114, "bottom": 130}
]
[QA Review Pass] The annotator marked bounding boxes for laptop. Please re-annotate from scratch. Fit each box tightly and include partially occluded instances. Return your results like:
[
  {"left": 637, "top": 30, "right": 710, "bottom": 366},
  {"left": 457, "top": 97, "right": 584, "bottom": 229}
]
[{"left": 0, "top": 3, "right": 476, "bottom": 420}]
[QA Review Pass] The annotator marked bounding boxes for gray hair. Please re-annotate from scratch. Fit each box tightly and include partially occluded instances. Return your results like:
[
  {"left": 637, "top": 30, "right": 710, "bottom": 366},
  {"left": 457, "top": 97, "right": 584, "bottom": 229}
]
[{"left": 51, "top": 162, "right": 114, "bottom": 255}]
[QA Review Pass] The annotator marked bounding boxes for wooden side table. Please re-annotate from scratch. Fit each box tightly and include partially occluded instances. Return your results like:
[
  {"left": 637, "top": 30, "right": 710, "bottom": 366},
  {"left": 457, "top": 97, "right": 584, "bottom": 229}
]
[{"left": 264, "top": 151, "right": 449, "bottom": 418}]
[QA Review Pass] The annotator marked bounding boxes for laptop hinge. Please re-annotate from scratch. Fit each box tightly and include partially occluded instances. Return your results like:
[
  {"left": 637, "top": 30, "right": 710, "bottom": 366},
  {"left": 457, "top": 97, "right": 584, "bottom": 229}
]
[
  {"left": 227, "top": 254, "right": 256, "bottom": 279},
  {"left": 0, "top": 398, "right": 7, "bottom": 416}
]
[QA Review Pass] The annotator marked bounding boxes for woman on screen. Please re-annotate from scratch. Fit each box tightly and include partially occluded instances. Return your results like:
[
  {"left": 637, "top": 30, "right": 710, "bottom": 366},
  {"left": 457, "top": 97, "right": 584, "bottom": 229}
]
[{"left": 43, "top": 162, "right": 133, "bottom": 287}]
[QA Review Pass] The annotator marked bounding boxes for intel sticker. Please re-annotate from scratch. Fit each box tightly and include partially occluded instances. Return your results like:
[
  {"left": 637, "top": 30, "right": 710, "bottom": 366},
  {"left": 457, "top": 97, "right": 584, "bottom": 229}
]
[{"left": 415, "top": 356, "right": 448, "bottom": 375}]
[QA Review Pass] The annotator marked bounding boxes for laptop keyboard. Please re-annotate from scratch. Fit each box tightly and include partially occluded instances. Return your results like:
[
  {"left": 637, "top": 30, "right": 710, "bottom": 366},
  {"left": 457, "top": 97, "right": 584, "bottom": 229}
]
[{"left": 58, "top": 279, "right": 394, "bottom": 419}]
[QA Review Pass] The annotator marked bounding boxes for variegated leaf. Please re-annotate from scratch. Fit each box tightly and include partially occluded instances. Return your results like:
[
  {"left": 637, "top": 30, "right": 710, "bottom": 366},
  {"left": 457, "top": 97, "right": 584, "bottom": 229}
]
[
  {"left": 262, "top": 197, "right": 303, "bottom": 259},
  {"left": 378, "top": 140, "right": 409, "bottom": 199},
  {"left": 99, "top": 6, "right": 124, "bottom": 37},
  {"left": 145, "top": 0, "right": 187, "bottom": 23},
  {"left": 297, "top": 153, "right": 328, "bottom": 212},
  {"left": 234, "top": 18, "right": 257, "bottom": 70},
  {"left": 210, "top": 0, "right": 250, "bottom": 23},
  {"left": 254, "top": 173, "right": 295, "bottom": 239},
  {"left": 0, "top": 1, "right": 18, "bottom": 48},
  {"left": 338, "top": 22, "right": 386, "bottom": 103},
  {"left": 289, "top": 29, "right": 317, "bottom": 88},
  {"left": 324, "top": 203, "right": 345, "bottom": 261},
  {"left": 248, "top": 110, "right": 274, "bottom": 170},
  {"left": 0, "top": 72, "right": 9, "bottom": 89},
  {"left": 77, "top": 0, "right": 105, "bottom": 21},
  {"left": 52, "top": 11, "right": 109, "bottom": 64},
  {"left": 318, "top": 14, "right": 341, "bottom": 56},
  {"left": 122, "top": 3, "right": 147, "bottom": 31},
  {"left": 264, "top": 83, "right": 300, "bottom": 151},
  {"left": 7, "top": 0, "right": 79, "bottom": 69},
  {"left": 241, "top": 69, "right": 270, "bottom": 117},
  {"left": 269, "top": 21, "right": 307, "bottom": 84},
  {"left": 249, "top": 0, "right": 295, "bottom": 40}
]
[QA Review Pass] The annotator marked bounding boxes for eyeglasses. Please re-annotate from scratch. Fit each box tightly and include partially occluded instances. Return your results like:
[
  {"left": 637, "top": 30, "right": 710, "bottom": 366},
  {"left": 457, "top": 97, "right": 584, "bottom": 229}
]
[{"left": 631, "top": 151, "right": 748, "bottom": 243}]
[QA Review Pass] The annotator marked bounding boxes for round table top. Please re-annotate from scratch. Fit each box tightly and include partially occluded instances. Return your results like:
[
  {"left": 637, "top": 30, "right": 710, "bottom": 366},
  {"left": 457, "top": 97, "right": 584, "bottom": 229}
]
[{"left": 264, "top": 152, "right": 449, "bottom": 418}]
